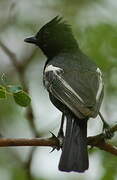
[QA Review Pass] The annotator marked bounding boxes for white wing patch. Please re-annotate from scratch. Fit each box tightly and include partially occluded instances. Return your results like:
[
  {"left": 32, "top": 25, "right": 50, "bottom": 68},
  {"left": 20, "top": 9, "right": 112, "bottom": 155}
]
[
  {"left": 96, "top": 68, "right": 103, "bottom": 101},
  {"left": 45, "top": 64, "right": 84, "bottom": 104},
  {"left": 59, "top": 77, "right": 84, "bottom": 104},
  {"left": 45, "top": 65, "right": 62, "bottom": 73}
]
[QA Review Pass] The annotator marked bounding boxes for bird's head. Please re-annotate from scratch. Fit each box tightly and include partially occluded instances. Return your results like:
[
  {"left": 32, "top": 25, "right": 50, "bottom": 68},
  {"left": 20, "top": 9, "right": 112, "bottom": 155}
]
[{"left": 24, "top": 16, "right": 78, "bottom": 58}]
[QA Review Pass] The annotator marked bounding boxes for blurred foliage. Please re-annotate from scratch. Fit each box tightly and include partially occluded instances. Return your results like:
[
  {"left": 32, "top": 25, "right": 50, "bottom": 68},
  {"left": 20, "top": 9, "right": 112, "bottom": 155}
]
[
  {"left": 0, "top": 0, "right": 117, "bottom": 180},
  {"left": 11, "top": 167, "right": 46, "bottom": 180},
  {"left": 101, "top": 152, "right": 117, "bottom": 180},
  {"left": 77, "top": 24, "right": 117, "bottom": 95},
  {"left": 0, "top": 85, "right": 6, "bottom": 98}
]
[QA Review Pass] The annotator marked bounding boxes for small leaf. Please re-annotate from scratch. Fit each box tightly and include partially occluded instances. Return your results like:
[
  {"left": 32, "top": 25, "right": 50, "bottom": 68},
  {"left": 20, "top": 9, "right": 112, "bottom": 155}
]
[
  {"left": 13, "top": 91, "right": 31, "bottom": 107},
  {"left": 0, "top": 89, "right": 6, "bottom": 99},
  {"left": 7, "top": 85, "right": 22, "bottom": 93}
]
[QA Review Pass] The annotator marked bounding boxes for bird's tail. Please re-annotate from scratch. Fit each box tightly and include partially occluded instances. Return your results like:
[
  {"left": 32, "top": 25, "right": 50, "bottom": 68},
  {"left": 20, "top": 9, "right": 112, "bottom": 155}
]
[{"left": 59, "top": 113, "right": 89, "bottom": 172}]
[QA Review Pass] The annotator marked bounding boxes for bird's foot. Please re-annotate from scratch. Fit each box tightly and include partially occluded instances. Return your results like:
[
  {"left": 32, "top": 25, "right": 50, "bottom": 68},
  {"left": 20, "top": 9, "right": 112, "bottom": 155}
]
[
  {"left": 102, "top": 122, "right": 114, "bottom": 139},
  {"left": 99, "top": 112, "right": 114, "bottom": 139}
]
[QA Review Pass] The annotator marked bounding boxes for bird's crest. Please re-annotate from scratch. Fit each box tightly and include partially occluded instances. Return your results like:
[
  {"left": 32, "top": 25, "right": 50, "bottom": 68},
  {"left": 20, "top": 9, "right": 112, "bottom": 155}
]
[
  {"left": 45, "top": 16, "right": 66, "bottom": 26},
  {"left": 42, "top": 16, "right": 71, "bottom": 32}
]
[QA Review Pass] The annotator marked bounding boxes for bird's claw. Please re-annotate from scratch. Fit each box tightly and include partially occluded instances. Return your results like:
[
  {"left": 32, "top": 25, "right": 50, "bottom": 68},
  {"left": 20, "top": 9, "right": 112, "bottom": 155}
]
[
  {"left": 102, "top": 124, "right": 114, "bottom": 139},
  {"left": 103, "top": 128, "right": 114, "bottom": 139}
]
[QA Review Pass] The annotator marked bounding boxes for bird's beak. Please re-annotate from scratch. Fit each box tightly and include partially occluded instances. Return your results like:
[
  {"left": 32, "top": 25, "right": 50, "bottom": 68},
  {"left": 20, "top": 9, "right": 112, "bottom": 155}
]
[{"left": 24, "top": 36, "right": 37, "bottom": 44}]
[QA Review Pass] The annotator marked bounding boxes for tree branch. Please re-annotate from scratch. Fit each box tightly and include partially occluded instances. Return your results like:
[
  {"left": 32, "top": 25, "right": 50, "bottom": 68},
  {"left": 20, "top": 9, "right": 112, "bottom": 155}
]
[
  {"left": 0, "top": 124, "right": 116, "bottom": 155},
  {"left": 88, "top": 136, "right": 117, "bottom": 156}
]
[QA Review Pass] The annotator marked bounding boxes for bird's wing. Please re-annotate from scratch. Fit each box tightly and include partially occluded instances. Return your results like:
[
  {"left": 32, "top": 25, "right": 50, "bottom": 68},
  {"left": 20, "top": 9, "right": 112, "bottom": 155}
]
[{"left": 44, "top": 65, "right": 104, "bottom": 119}]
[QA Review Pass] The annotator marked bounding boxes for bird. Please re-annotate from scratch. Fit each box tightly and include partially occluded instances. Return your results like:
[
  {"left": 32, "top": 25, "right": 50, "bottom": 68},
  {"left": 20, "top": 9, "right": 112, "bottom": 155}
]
[{"left": 24, "top": 16, "right": 104, "bottom": 173}]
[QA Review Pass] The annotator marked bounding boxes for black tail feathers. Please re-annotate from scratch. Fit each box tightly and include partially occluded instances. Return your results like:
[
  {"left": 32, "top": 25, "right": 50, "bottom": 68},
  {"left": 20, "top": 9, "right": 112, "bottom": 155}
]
[{"left": 59, "top": 113, "right": 89, "bottom": 172}]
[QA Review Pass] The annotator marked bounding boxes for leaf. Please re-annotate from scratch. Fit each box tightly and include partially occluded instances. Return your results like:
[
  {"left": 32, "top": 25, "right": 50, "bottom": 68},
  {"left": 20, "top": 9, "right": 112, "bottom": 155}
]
[
  {"left": 13, "top": 91, "right": 31, "bottom": 107},
  {"left": 7, "top": 85, "right": 22, "bottom": 93}
]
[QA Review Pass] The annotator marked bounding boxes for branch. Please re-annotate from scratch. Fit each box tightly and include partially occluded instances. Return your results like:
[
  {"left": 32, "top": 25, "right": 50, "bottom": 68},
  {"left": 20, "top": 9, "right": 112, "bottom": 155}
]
[
  {"left": 0, "top": 40, "right": 20, "bottom": 71},
  {"left": 0, "top": 136, "right": 59, "bottom": 147},
  {"left": 0, "top": 124, "right": 116, "bottom": 155},
  {"left": 87, "top": 124, "right": 117, "bottom": 155},
  {"left": 88, "top": 136, "right": 117, "bottom": 156},
  {"left": 110, "top": 124, "right": 117, "bottom": 132}
]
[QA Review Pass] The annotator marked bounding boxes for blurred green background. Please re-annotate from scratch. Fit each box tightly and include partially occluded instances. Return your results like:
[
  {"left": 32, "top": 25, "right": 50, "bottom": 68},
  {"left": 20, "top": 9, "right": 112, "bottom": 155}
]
[{"left": 0, "top": 0, "right": 117, "bottom": 180}]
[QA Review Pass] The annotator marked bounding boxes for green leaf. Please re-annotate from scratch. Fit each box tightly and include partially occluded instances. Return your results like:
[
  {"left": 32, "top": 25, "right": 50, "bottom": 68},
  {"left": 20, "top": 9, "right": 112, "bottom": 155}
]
[
  {"left": 7, "top": 85, "right": 22, "bottom": 93},
  {"left": 13, "top": 91, "right": 31, "bottom": 107}
]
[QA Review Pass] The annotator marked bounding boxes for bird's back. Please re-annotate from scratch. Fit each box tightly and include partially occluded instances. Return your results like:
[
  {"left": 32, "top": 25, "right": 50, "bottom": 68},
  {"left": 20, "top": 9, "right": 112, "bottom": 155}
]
[{"left": 46, "top": 51, "right": 104, "bottom": 118}]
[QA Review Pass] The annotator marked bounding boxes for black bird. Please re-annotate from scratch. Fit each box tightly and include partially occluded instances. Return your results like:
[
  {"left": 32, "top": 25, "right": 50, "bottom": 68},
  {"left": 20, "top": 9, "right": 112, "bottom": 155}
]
[{"left": 24, "top": 16, "right": 104, "bottom": 172}]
